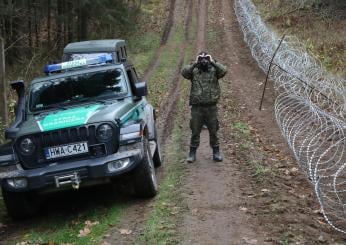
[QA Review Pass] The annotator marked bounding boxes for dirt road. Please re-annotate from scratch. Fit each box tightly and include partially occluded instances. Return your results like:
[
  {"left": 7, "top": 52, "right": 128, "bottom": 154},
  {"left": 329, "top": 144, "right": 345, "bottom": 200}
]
[
  {"left": 179, "top": 0, "right": 266, "bottom": 244},
  {"left": 179, "top": 0, "right": 345, "bottom": 243}
]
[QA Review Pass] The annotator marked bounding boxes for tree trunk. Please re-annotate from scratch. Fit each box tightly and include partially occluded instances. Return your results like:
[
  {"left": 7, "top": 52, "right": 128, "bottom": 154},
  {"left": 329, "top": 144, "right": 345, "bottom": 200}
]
[
  {"left": 0, "top": 37, "right": 8, "bottom": 125},
  {"left": 79, "top": 3, "right": 88, "bottom": 40},
  {"left": 56, "top": 0, "right": 63, "bottom": 50},
  {"left": 67, "top": 0, "right": 74, "bottom": 43},
  {"left": 47, "top": 0, "right": 51, "bottom": 47},
  {"left": 63, "top": 0, "right": 67, "bottom": 45},
  {"left": 33, "top": 0, "right": 39, "bottom": 48},
  {"left": 27, "top": 0, "right": 32, "bottom": 47}
]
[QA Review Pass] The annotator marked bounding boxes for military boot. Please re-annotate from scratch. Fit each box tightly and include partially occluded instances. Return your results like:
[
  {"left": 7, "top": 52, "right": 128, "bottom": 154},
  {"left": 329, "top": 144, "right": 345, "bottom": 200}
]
[
  {"left": 187, "top": 147, "right": 197, "bottom": 163},
  {"left": 213, "top": 146, "right": 223, "bottom": 162}
]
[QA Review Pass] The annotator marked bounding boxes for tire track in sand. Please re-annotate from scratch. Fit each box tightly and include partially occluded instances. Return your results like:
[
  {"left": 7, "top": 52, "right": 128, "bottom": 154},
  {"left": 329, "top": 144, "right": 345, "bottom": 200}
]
[
  {"left": 157, "top": 0, "right": 193, "bottom": 148},
  {"left": 141, "top": 0, "right": 176, "bottom": 83}
]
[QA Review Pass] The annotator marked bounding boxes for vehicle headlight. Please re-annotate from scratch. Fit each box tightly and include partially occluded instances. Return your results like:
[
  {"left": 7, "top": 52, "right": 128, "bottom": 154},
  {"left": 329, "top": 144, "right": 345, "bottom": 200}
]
[
  {"left": 97, "top": 124, "right": 114, "bottom": 142},
  {"left": 120, "top": 123, "right": 142, "bottom": 144},
  {"left": 19, "top": 138, "right": 36, "bottom": 155}
]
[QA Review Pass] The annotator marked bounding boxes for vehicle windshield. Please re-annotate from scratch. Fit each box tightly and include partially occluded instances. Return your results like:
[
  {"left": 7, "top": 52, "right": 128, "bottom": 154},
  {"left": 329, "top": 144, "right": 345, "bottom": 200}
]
[{"left": 29, "top": 69, "right": 128, "bottom": 112}]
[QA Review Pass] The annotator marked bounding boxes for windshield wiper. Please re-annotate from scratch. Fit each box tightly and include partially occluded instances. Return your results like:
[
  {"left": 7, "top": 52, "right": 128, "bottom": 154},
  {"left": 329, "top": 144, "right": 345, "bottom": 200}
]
[
  {"left": 33, "top": 104, "right": 68, "bottom": 115},
  {"left": 65, "top": 97, "right": 118, "bottom": 105},
  {"left": 34, "top": 98, "right": 114, "bottom": 115}
]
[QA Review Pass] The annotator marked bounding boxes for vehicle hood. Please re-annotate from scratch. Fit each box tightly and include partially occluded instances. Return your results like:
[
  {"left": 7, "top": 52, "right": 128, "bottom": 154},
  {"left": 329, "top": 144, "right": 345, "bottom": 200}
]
[{"left": 18, "top": 99, "right": 145, "bottom": 136}]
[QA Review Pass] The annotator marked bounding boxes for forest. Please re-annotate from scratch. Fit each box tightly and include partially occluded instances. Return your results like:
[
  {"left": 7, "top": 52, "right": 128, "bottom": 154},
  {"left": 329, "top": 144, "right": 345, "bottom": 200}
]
[{"left": 0, "top": 0, "right": 142, "bottom": 64}]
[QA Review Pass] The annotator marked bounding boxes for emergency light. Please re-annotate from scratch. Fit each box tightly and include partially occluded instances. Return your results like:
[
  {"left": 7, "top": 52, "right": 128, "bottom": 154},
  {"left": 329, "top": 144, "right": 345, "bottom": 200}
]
[{"left": 44, "top": 54, "right": 113, "bottom": 74}]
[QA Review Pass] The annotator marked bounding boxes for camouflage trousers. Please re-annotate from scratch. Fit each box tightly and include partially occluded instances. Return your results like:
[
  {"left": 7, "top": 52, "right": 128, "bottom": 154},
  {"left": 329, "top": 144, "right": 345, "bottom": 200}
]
[{"left": 190, "top": 104, "right": 219, "bottom": 148}]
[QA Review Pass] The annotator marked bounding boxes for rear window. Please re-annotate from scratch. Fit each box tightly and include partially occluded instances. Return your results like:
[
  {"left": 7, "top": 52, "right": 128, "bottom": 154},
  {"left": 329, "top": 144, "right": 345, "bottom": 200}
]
[{"left": 64, "top": 53, "right": 113, "bottom": 61}]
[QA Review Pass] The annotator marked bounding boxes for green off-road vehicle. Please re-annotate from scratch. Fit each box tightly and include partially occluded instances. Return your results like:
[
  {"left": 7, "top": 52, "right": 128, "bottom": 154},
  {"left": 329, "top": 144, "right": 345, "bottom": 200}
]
[{"left": 0, "top": 40, "right": 162, "bottom": 219}]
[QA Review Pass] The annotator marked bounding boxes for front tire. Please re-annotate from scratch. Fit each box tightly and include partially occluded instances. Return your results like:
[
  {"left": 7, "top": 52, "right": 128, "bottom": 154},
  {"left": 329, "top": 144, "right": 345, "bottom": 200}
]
[
  {"left": 2, "top": 188, "right": 40, "bottom": 220},
  {"left": 134, "top": 137, "right": 158, "bottom": 198}
]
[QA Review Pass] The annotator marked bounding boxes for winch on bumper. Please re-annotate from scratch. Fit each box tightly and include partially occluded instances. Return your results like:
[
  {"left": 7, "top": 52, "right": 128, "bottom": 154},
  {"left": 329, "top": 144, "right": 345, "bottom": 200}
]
[{"left": 0, "top": 142, "right": 145, "bottom": 192}]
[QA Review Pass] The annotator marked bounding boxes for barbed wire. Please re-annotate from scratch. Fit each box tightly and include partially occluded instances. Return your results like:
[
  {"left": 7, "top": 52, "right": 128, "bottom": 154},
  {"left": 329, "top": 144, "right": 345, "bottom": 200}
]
[{"left": 234, "top": 0, "right": 346, "bottom": 234}]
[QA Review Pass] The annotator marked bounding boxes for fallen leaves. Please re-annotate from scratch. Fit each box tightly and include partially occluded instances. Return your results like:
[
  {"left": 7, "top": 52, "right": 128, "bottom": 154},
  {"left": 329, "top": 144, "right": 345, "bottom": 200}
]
[
  {"left": 242, "top": 236, "right": 258, "bottom": 244},
  {"left": 313, "top": 209, "right": 323, "bottom": 215},
  {"left": 78, "top": 227, "right": 91, "bottom": 238},
  {"left": 77, "top": 220, "right": 100, "bottom": 238},
  {"left": 191, "top": 208, "right": 198, "bottom": 216},
  {"left": 170, "top": 207, "right": 180, "bottom": 215},
  {"left": 99, "top": 241, "right": 111, "bottom": 245},
  {"left": 16, "top": 242, "right": 31, "bottom": 245},
  {"left": 119, "top": 229, "right": 132, "bottom": 235}
]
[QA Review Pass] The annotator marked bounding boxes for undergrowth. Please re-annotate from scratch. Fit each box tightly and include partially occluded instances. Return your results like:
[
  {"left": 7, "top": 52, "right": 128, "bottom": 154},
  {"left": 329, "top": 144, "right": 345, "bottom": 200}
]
[{"left": 253, "top": 0, "right": 345, "bottom": 77}]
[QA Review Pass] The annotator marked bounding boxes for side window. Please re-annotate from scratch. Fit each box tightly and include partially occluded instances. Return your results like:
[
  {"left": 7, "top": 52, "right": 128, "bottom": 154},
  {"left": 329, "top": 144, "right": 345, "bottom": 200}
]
[
  {"left": 124, "top": 47, "right": 128, "bottom": 57},
  {"left": 121, "top": 48, "right": 124, "bottom": 58},
  {"left": 116, "top": 51, "right": 120, "bottom": 62}
]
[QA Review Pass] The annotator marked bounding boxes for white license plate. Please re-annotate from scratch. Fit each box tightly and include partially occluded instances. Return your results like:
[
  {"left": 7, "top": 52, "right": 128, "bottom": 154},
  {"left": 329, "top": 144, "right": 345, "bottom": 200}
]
[{"left": 44, "top": 142, "right": 89, "bottom": 160}]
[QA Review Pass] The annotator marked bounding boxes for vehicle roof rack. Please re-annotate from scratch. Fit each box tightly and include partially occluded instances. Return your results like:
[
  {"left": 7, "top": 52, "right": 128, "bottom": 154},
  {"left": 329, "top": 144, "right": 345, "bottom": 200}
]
[{"left": 44, "top": 54, "right": 113, "bottom": 75}]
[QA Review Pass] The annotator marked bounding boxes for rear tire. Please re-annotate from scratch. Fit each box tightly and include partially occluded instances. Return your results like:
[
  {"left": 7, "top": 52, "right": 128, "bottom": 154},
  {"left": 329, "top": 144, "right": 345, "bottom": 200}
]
[
  {"left": 134, "top": 137, "right": 158, "bottom": 198},
  {"left": 2, "top": 188, "right": 40, "bottom": 220}
]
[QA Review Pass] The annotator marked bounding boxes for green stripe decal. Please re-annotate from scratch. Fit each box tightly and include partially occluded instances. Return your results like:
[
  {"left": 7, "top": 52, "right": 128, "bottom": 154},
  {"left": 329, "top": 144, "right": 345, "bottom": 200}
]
[
  {"left": 38, "top": 105, "right": 101, "bottom": 132},
  {"left": 120, "top": 102, "right": 145, "bottom": 124}
]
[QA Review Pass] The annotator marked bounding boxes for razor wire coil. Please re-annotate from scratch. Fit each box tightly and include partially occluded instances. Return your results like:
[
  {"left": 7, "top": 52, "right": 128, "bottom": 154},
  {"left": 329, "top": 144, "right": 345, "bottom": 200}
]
[{"left": 234, "top": 0, "right": 346, "bottom": 234}]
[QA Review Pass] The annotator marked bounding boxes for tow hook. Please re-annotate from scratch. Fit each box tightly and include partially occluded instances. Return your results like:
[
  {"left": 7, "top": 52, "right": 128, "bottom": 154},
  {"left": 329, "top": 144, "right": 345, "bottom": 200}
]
[{"left": 54, "top": 172, "right": 81, "bottom": 190}]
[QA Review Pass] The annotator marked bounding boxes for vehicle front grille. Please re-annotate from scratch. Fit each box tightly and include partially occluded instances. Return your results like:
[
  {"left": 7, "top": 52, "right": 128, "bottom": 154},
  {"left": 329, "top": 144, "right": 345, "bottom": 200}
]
[{"left": 16, "top": 123, "right": 119, "bottom": 169}]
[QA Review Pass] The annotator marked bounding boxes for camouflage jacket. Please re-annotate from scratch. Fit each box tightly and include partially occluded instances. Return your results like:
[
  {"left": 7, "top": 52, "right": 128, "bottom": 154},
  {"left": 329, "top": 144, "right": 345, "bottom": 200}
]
[{"left": 181, "top": 61, "right": 227, "bottom": 105}]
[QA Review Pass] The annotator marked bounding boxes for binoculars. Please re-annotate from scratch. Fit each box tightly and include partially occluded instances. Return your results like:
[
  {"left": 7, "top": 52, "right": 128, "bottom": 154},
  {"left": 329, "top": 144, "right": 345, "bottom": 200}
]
[{"left": 197, "top": 54, "right": 212, "bottom": 62}]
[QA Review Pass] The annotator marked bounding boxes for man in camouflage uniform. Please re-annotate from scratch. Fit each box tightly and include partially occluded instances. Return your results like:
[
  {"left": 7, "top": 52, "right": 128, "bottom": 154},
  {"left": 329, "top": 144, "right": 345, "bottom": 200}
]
[{"left": 181, "top": 52, "right": 227, "bottom": 163}]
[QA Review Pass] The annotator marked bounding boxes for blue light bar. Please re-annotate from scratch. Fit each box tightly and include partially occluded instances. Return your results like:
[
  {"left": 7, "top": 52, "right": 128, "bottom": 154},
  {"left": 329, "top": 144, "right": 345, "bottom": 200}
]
[{"left": 44, "top": 54, "right": 113, "bottom": 74}]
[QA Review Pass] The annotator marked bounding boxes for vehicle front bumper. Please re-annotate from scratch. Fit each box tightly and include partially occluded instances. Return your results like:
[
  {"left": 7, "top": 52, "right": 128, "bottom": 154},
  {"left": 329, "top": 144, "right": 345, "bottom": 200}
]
[{"left": 0, "top": 143, "right": 144, "bottom": 192}]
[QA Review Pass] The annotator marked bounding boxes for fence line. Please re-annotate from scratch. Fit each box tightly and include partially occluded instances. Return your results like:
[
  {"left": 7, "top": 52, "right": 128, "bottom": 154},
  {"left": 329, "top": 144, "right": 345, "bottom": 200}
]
[{"left": 234, "top": 0, "right": 346, "bottom": 233}]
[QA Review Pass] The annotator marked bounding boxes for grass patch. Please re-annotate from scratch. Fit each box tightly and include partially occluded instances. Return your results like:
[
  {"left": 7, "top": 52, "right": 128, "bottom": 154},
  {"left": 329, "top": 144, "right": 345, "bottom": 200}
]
[
  {"left": 232, "top": 121, "right": 251, "bottom": 138},
  {"left": 146, "top": 25, "right": 184, "bottom": 108},
  {"left": 129, "top": 34, "right": 161, "bottom": 75},
  {"left": 139, "top": 7, "right": 195, "bottom": 241},
  {"left": 251, "top": 161, "right": 270, "bottom": 178},
  {"left": 231, "top": 120, "right": 275, "bottom": 182},
  {"left": 140, "top": 74, "right": 188, "bottom": 245},
  {"left": 22, "top": 197, "right": 124, "bottom": 245}
]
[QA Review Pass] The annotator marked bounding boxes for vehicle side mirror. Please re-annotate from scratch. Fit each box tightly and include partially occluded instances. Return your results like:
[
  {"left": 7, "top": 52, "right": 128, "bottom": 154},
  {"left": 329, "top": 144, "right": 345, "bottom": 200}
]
[{"left": 134, "top": 82, "right": 148, "bottom": 97}]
